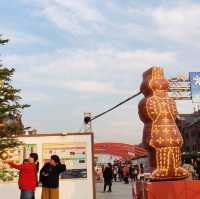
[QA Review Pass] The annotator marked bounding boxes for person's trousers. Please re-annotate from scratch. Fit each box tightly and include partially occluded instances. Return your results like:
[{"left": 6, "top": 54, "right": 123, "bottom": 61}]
[
  {"left": 41, "top": 187, "right": 59, "bottom": 199},
  {"left": 20, "top": 190, "right": 35, "bottom": 199},
  {"left": 104, "top": 180, "right": 112, "bottom": 192},
  {"left": 133, "top": 174, "right": 137, "bottom": 181},
  {"left": 124, "top": 176, "right": 129, "bottom": 184}
]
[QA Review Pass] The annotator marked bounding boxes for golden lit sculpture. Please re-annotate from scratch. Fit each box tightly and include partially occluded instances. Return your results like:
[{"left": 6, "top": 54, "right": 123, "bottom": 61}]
[
  {"left": 138, "top": 67, "right": 188, "bottom": 181},
  {"left": 0, "top": 151, "right": 9, "bottom": 160}
]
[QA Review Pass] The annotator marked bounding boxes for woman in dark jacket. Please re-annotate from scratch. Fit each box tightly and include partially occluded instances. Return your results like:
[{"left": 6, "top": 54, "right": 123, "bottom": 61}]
[
  {"left": 103, "top": 163, "right": 113, "bottom": 192},
  {"left": 40, "top": 155, "right": 66, "bottom": 199}
]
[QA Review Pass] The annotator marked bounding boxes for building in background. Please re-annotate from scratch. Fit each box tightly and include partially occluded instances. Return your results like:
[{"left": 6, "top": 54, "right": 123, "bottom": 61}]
[
  {"left": 177, "top": 110, "right": 200, "bottom": 157},
  {"left": 94, "top": 143, "right": 147, "bottom": 164}
]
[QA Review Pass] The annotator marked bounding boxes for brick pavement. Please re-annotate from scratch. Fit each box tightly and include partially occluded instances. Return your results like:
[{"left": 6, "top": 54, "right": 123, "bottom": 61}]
[{"left": 96, "top": 182, "right": 132, "bottom": 199}]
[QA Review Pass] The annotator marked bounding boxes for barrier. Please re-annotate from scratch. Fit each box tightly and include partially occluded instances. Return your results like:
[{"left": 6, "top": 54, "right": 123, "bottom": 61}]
[
  {"left": 133, "top": 180, "right": 200, "bottom": 199},
  {"left": 0, "top": 133, "right": 95, "bottom": 199}
]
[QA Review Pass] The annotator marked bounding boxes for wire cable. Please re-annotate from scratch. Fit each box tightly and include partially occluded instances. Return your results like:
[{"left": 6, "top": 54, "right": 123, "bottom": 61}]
[{"left": 89, "top": 91, "right": 142, "bottom": 122}]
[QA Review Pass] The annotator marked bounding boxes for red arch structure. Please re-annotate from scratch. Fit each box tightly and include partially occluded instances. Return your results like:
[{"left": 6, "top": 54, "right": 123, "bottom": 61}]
[{"left": 94, "top": 143, "right": 147, "bottom": 160}]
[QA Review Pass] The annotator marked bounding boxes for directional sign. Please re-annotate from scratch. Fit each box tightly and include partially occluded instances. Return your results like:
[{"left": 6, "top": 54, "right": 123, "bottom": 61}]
[{"left": 190, "top": 72, "right": 200, "bottom": 103}]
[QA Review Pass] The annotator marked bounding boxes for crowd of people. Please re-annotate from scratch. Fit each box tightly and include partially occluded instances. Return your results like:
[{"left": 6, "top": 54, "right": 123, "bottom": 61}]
[
  {"left": 96, "top": 157, "right": 200, "bottom": 193},
  {"left": 182, "top": 157, "right": 200, "bottom": 180},
  {"left": 4, "top": 153, "right": 66, "bottom": 199},
  {"left": 95, "top": 161, "right": 145, "bottom": 193},
  {"left": 4, "top": 152, "right": 200, "bottom": 198}
]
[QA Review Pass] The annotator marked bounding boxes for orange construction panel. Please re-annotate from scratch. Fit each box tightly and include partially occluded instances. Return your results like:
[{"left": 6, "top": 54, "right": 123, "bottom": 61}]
[{"left": 133, "top": 180, "right": 200, "bottom": 199}]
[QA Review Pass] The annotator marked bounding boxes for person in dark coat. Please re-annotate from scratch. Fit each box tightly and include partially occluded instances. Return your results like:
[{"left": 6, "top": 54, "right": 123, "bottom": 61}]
[
  {"left": 129, "top": 165, "right": 134, "bottom": 182},
  {"left": 117, "top": 164, "right": 123, "bottom": 181},
  {"left": 39, "top": 155, "right": 66, "bottom": 199},
  {"left": 195, "top": 157, "right": 200, "bottom": 179},
  {"left": 103, "top": 163, "right": 113, "bottom": 192},
  {"left": 133, "top": 165, "right": 139, "bottom": 181}
]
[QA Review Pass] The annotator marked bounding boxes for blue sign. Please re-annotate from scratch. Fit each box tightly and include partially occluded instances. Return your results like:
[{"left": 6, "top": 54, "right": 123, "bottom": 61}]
[{"left": 190, "top": 72, "right": 200, "bottom": 103}]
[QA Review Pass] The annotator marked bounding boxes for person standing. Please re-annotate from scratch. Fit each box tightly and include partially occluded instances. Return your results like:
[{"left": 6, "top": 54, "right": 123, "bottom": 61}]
[
  {"left": 113, "top": 166, "right": 117, "bottom": 182},
  {"left": 129, "top": 165, "right": 134, "bottom": 182},
  {"left": 183, "top": 158, "right": 195, "bottom": 180},
  {"left": 39, "top": 155, "right": 66, "bottom": 199},
  {"left": 5, "top": 153, "right": 39, "bottom": 199},
  {"left": 133, "top": 165, "right": 138, "bottom": 181},
  {"left": 139, "top": 164, "right": 145, "bottom": 181},
  {"left": 103, "top": 163, "right": 113, "bottom": 192},
  {"left": 195, "top": 157, "right": 200, "bottom": 179},
  {"left": 123, "top": 164, "right": 129, "bottom": 184},
  {"left": 117, "top": 164, "right": 123, "bottom": 181}
]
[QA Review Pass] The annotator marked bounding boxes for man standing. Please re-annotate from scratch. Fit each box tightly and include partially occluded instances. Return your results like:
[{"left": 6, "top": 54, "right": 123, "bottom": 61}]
[
  {"left": 39, "top": 155, "right": 66, "bottom": 199},
  {"left": 103, "top": 163, "right": 113, "bottom": 192},
  {"left": 123, "top": 164, "right": 129, "bottom": 184},
  {"left": 195, "top": 157, "right": 200, "bottom": 179}
]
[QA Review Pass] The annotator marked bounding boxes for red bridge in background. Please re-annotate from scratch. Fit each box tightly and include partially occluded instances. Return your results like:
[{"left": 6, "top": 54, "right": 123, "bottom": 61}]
[{"left": 94, "top": 143, "right": 147, "bottom": 160}]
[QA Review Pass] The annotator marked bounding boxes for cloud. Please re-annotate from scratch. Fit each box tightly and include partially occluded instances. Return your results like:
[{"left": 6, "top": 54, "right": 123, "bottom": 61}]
[
  {"left": 4, "top": 47, "right": 177, "bottom": 72},
  {"left": 3, "top": 0, "right": 200, "bottom": 144},
  {"left": 21, "top": 0, "right": 104, "bottom": 34},
  {"left": 20, "top": 0, "right": 200, "bottom": 48},
  {"left": 150, "top": 3, "right": 200, "bottom": 46},
  {"left": 0, "top": 30, "right": 46, "bottom": 45},
  {"left": 22, "top": 91, "right": 51, "bottom": 103},
  {"left": 61, "top": 80, "right": 129, "bottom": 94},
  {"left": 176, "top": 100, "right": 194, "bottom": 114},
  {"left": 3, "top": 47, "right": 177, "bottom": 94}
]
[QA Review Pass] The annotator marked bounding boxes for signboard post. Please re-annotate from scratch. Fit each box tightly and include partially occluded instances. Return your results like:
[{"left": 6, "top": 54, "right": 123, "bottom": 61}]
[
  {"left": 190, "top": 72, "right": 200, "bottom": 103},
  {"left": 0, "top": 132, "right": 96, "bottom": 199}
]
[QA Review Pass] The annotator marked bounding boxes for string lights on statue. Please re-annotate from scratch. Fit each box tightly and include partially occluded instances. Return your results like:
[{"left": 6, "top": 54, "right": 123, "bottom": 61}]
[{"left": 138, "top": 67, "right": 189, "bottom": 181}]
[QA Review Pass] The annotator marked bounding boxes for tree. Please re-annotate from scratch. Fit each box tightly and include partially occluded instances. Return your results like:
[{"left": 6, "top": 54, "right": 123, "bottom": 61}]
[{"left": 0, "top": 35, "right": 30, "bottom": 151}]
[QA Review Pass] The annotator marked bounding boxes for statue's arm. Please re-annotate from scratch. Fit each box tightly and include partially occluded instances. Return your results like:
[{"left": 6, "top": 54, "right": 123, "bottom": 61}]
[{"left": 146, "top": 97, "right": 160, "bottom": 121}]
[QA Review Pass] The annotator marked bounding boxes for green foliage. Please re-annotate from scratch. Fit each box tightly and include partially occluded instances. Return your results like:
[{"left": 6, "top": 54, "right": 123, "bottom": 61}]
[
  {"left": 0, "top": 137, "right": 22, "bottom": 151},
  {"left": 0, "top": 35, "right": 30, "bottom": 150},
  {"left": 0, "top": 35, "right": 9, "bottom": 45}
]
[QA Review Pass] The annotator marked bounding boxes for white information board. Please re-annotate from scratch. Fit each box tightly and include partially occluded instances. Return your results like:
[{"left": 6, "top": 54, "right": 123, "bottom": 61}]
[{"left": 0, "top": 133, "right": 95, "bottom": 199}]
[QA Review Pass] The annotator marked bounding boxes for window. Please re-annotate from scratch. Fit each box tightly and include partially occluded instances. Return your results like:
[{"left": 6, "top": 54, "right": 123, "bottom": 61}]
[
  {"left": 186, "top": 146, "right": 190, "bottom": 152},
  {"left": 185, "top": 133, "right": 189, "bottom": 139},
  {"left": 192, "top": 133, "right": 196, "bottom": 138},
  {"left": 193, "top": 144, "right": 197, "bottom": 152}
]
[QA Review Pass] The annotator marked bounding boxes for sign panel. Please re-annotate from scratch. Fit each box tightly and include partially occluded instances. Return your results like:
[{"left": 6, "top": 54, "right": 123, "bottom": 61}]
[
  {"left": 168, "top": 91, "right": 191, "bottom": 100},
  {"left": 190, "top": 72, "right": 200, "bottom": 103},
  {"left": 168, "top": 78, "right": 191, "bottom": 100},
  {"left": 42, "top": 142, "right": 87, "bottom": 178},
  {"left": 168, "top": 81, "right": 191, "bottom": 91},
  {"left": 0, "top": 133, "right": 95, "bottom": 199}
]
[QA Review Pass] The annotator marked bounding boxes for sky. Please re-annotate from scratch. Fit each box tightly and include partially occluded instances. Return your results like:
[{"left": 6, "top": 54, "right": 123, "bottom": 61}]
[{"left": 0, "top": 0, "right": 200, "bottom": 144}]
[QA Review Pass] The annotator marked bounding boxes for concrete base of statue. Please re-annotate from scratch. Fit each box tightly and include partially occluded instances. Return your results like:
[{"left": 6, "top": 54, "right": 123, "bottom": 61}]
[{"left": 132, "top": 180, "right": 200, "bottom": 199}]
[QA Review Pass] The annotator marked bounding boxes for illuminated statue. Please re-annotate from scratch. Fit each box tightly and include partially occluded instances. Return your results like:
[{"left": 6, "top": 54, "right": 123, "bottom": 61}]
[{"left": 138, "top": 67, "right": 188, "bottom": 180}]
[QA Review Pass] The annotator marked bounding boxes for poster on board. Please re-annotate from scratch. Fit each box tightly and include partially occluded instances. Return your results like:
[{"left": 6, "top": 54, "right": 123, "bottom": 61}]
[
  {"left": 0, "top": 133, "right": 95, "bottom": 199},
  {"left": 42, "top": 142, "right": 87, "bottom": 179}
]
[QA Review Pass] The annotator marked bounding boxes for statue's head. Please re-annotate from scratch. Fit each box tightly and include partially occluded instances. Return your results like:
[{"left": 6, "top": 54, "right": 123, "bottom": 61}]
[{"left": 140, "top": 67, "right": 169, "bottom": 96}]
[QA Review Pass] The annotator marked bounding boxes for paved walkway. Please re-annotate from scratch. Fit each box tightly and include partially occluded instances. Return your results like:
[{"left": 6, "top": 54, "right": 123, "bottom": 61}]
[{"left": 96, "top": 182, "right": 132, "bottom": 199}]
